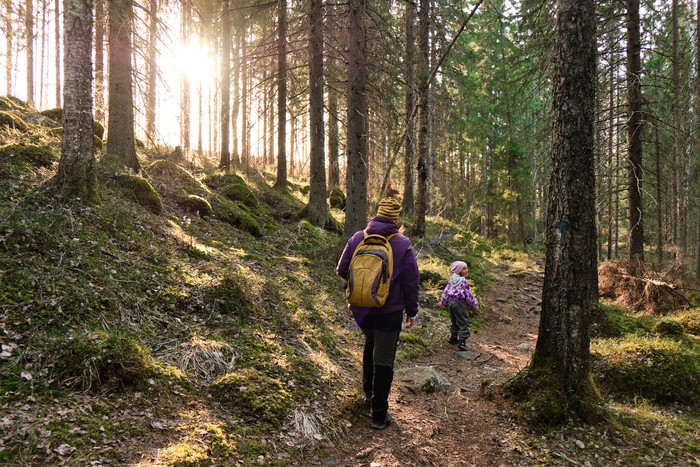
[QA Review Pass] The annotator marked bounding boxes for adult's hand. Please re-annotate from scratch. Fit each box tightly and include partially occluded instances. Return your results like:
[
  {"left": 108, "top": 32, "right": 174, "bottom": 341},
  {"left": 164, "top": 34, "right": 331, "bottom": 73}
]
[{"left": 405, "top": 316, "right": 416, "bottom": 329}]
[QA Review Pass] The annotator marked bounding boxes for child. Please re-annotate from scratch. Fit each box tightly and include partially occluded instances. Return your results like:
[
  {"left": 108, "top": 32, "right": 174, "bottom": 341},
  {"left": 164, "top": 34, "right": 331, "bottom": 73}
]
[{"left": 439, "top": 260, "right": 478, "bottom": 351}]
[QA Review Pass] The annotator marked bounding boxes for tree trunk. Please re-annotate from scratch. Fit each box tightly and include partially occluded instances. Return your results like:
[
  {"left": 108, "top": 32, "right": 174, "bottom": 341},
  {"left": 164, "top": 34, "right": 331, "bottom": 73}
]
[
  {"left": 58, "top": 0, "right": 95, "bottom": 199},
  {"left": 145, "top": 0, "right": 157, "bottom": 144},
  {"left": 219, "top": 0, "right": 231, "bottom": 170},
  {"left": 94, "top": 0, "right": 105, "bottom": 123},
  {"left": 54, "top": 0, "right": 61, "bottom": 106},
  {"left": 180, "top": 0, "right": 191, "bottom": 154},
  {"left": 696, "top": 0, "right": 700, "bottom": 280},
  {"left": 106, "top": 0, "right": 140, "bottom": 170},
  {"left": 26, "top": 0, "right": 35, "bottom": 106},
  {"left": 274, "top": 0, "right": 288, "bottom": 191},
  {"left": 607, "top": 45, "right": 614, "bottom": 261},
  {"left": 672, "top": 0, "right": 686, "bottom": 264},
  {"left": 241, "top": 27, "right": 249, "bottom": 171},
  {"left": 413, "top": 0, "right": 429, "bottom": 237},
  {"left": 231, "top": 28, "right": 241, "bottom": 169},
  {"left": 529, "top": 0, "right": 599, "bottom": 422},
  {"left": 343, "top": 0, "right": 368, "bottom": 237},
  {"left": 4, "top": 0, "right": 13, "bottom": 95},
  {"left": 402, "top": 0, "right": 415, "bottom": 215},
  {"left": 627, "top": 0, "right": 644, "bottom": 264},
  {"left": 39, "top": 0, "right": 47, "bottom": 108},
  {"left": 326, "top": 2, "right": 340, "bottom": 190}
]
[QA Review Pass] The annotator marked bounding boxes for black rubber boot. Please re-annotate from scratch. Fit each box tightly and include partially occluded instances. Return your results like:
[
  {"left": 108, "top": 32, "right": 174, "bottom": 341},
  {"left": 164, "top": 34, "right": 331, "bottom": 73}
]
[
  {"left": 371, "top": 365, "right": 394, "bottom": 429},
  {"left": 362, "top": 340, "right": 374, "bottom": 405}
]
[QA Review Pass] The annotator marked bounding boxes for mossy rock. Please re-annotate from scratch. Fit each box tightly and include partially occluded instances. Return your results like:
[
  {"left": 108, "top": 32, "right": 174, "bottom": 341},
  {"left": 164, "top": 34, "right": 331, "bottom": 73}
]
[
  {"left": 0, "top": 110, "right": 29, "bottom": 132},
  {"left": 116, "top": 174, "right": 163, "bottom": 214},
  {"left": 592, "top": 335, "right": 700, "bottom": 406},
  {"left": 652, "top": 318, "right": 685, "bottom": 338},
  {"left": 0, "top": 143, "right": 55, "bottom": 167},
  {"left": 211, "top": 197, "right": 261, "bottom": 236},
  {"left": 50, "top": 331, "right": 151, "bottom": 391},
  {"left": 221, "top": 183, "right": 259, "bottom": 210},
  {"left": 94, "top": 120, "right": 105, "bottom": 139},
  {"left": 590, "top": 303, "right": 653, "bottom": 338},
  {"left": 203, "top": 172, "right": 246, "bottom": 190},
  {"left": 675, "top": 310, "right": 700, "bottom": 336},
  {"left": 204, "top": 274, "right": 253, "bottom": 318},
  {"left": 210, "top": 368, "right": 293, "bottom": 426},
  {"left": 0, "top": 96, "right": 26, "bottom": 111},
  {"left": 147, "top": 159, "right": 210, "bottom": 197},
  {"left": 177, "top": 194, "right": 213, "bottom": 217},
  {"left": 41, "top": 107, "right": 63, "bottom": 122},
  {"left": 328, "top": 186, "right": 346, "bottom": 210}
]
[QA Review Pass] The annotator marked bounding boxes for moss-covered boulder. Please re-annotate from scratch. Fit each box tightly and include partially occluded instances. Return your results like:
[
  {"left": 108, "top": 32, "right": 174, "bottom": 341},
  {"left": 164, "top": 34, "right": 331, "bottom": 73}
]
[
  {"left": 177, "top": 194, "right": 213, "bottom": 217},
  {"left": 652, "top": 318, "right": 685, "bottom": 338},
  {"left": 592, "top": 335, "right": 700, "bottom": 406},
  {"left": 675, "top": 309, "right": 700, "bottom": 336},
  {"left": 211, "top": 197, "right": 261, "bottom": 236},
  {"left": 203, "top": 172, "right": 246, "bottom": 190},
  {"left": 0, "top": 111, "right": 28, "bottom": 132},
  {"left": 115, "top": 174, "right": 163, "bottom": 214},
  {"left": 329, "top": 186, "right": 346, "bottom": 210},
  {"left": 147, "top": 159, "right": 209, "bottom": 197},
  {"left": 0, "top": 143, "right": 55, "bottom": 167},
  {"left": 93, "top": 120, "right": 105, "bottom": 140},
  {"left": 221, "top": 183, "right": 259, "bottom": 210},
  {"left": 0, "top": 96, "right": 25, "bottom": 111},
  {"left": 211, "top": 368, "right": 293, "bottom": 426},
  {"left": 40, "top": 107, "right": 63, "bottom": 122},
  {"left": 50, "top": 331, "right": 151, "bottom": 391}
]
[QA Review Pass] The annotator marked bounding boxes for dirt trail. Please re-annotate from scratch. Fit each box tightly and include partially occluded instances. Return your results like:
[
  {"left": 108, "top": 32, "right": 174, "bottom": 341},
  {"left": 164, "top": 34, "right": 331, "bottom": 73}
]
[{"left": 302, "top": 263, "right": 544, "bottom": 466}]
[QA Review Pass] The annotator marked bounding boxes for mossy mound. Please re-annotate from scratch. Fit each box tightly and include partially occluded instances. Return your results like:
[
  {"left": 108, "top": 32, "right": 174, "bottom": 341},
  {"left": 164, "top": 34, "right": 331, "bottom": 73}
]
[
  {"left": 177, "top": 194, "right": 213, "bottom": 217},
  {"left": 0, "top": 110, "right": 29, "bottom": 132},
  {"left": 94, "top": 120, "right": 105, "bottom": 140},
  {"left": 50, "top": 330, "right": 151, "bottom": 391},
  {"left": 652, "top": 318, "right": 685, "bottom": 338},
  {"left": 0, "top": 143, "right": 55, "bottom": 167},
  {"left": 590, "top": 302, "right": 654, "bottom": 338},
  {"left": 0, "top": 96, "right": 26, "bottom": 111},
  {"left": 210, "top": 197, "right": 261, "bottom": 237},
  {"left": 592, "top": 335, "right": 700, "bottom": 406},
  {"left": 115, "top": 174, "right": 163, "bottom": 214},
  {"left": 328, "top": 186, "right": 346, "bottom": 210},
  {"left": 41, "top": 107, "right": 63, "bottom": 122},
  {"left": 210, "top": 368, "right": 294, "bottom": 426},
  {"left": 204, "top": 274, "right": 255, "bottom": 318},
  {"left": 203, "top": 172, "right": 246, "bottom": 189},
  {"left": 674, "top": 309, "right": 700, "bottom": 336},
  {"left": 147, "top": 159, "right": 210, "bottom": 197},
  {"left": 221, "top": 183, "right": 259, "bottom": 210}
]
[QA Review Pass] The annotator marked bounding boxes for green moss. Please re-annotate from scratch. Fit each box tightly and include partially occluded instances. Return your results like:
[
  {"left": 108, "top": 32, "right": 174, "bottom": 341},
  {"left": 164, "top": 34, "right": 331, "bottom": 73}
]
[
  {"left": 590, "top": 302, "right": 654, "bottom": 338},
  {"left": 49, "top": 330, "right": 152, "bottom": 391},
  {"left": 40, "top": 108, "right": 63, "bottom": 122},
  {"left": 211, "top": 368, "right": 294, "bottom": 426},
  {"left": 221, "top": 183, "right": 259, "bottom": 210},
  {"left": 93, "top": 120, "right": 105, "bottom": 140},
  {"left": 159, "top": 442, "right": 210, "bottom": 467},
  {"left": 202, "top": 172, "right": 246, "bottom": 189},
  {"left": 147, "top": 159, "right": 210, "bottom": 196},
  {"left": 592, "top": 335, "right": 700, "bottom": 406},
  {"left": 675, "top": 309, "right": 700, "bottom": 336},
  {"left": 177, "top": 194, "right": 213, "bottom": 217},
  {"left": 0, "top": 111, "right": 28, "bottom": 132},
  {"left": 328, "top": 187, "right": 346, "bottom": 210},
  {"left": 205, "top": 274, "right": 254, "bottom": 318},
  {"left": 0, "top": 143, "right": 54, "bottom": 167},
  {"left": 211, "top": 197, "right": 261, "bottom": 236},
  {"left": 652, "top": 318, "right": 685, "bottom": 338},
  {"left": 115, "top": 174, "right": 163, "bottom": 214}
]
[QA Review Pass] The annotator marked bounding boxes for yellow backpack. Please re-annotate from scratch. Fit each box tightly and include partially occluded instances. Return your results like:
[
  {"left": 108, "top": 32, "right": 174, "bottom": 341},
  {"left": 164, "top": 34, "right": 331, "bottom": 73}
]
[{"left": 346, "top": 230, "right": 397, "bottom": 307}]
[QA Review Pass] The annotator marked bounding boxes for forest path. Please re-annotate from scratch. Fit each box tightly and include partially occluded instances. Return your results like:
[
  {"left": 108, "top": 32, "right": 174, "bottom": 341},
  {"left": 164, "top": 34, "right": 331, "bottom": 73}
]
[{"left": 301, "top": 262, "right": 544, "bottom": 466}]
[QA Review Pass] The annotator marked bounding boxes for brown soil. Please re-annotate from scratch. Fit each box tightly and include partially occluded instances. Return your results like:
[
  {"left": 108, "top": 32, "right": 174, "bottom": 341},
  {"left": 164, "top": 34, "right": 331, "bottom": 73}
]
[{"left": 297, "top": 263, "right": 544, "bottom": 466}]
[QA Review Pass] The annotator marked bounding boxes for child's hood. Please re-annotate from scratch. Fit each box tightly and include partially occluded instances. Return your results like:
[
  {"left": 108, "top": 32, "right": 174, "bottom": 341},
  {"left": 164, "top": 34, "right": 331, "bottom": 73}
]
[{"left": 449, "top": 274, "right": 465, "bottom": 285}]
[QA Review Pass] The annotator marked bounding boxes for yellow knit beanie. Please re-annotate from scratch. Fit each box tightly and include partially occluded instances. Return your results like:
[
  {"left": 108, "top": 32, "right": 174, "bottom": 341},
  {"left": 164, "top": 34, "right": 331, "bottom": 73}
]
[{"left": 376, "top": 198, "right": 401, "bottom": 222}]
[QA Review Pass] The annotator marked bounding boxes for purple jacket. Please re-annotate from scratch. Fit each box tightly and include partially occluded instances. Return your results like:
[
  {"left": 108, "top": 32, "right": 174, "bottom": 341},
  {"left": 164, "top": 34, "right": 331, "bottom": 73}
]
[
  {"left": 440, "top": 274, "right": 478, "bottom": 308},
  {"left": 336, "top": 217, "right": 420, "bottom": 318}
]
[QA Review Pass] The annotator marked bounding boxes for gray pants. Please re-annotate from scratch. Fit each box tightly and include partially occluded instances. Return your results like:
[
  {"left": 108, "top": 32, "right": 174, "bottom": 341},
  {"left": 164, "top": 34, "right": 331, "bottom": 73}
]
[{"left": 448, "top": 300, "right": 471, "bottom": 344}]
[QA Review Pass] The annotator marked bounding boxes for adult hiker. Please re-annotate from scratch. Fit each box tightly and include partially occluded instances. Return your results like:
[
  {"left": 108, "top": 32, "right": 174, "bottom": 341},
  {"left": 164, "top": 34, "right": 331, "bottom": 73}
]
[{"left": 336, "top": 197, "right": 420, "bottom": 429}]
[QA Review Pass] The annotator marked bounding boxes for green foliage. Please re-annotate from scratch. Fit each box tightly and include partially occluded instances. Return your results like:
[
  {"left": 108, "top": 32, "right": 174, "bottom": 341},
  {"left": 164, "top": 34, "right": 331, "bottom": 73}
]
[
  {"left": 49, "top": 330, "right": 152, "bottom": 391},
  {"left": 592, "top": 335, "right": 700, "bottom": 406},
  {"left": 115, "top": 174, "right": 163, "bottom": 214},
  {"left": 674, "top": 309, "right": 700, "bottom": 336},
  {"left": 653, "top": 318, "right": 685, "bottom": 338},
  {"left": 210, "top": 197, "right": 261, "bottom": 236},
  {"left": 211, "top": 368, "right": 294, "bottom": 426}
]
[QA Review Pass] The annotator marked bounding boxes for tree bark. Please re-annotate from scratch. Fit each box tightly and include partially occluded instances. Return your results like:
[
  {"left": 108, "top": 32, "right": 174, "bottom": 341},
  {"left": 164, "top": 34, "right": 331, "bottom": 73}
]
[
  {"left": 93, "top": 0, "right": 105, "bottom": 123},
  {"left": 274, "top": 0, "right": 288, "bottom": 191},
  {"left": 231, "top": 27, "right": 241, "bottom": 169},
  {"left": 58, "top": 0, "right": 95, "bottom": 199},
  {"left": 180, "top": 0, "right": 191, "bottom": 153},
  {"left": 326, "top": 2, "right": 340, "bottom": 190},
  {"left": 54, "top": 0, "right": 61, "bottom": 106},
  {"left": 343, "top": 0, "right": 368, "bottom": 237},
  {"left": 145, "top": 0, "right": 157, "bottom": 144},
  {"left": 219, "top": 0, "right": 231, "bottom": 170},
  {"left": 627, "top": 0, "right": 644, "bottom": 264},
  {"left": 402, "top": 0, "right": 415, "bottom": 215},
  {"left": 413, "top": 0, "right": 430, "bottom": 237},
  {"left": 530, "top": 0, "right": 599, "bottom": 421},
  {"left": 26, "top": 0, "right": 35, "bottom": 106},
  {"left": 305, "top": 0, "right": 328, "bottom": 227},
  {"left": 672, "top": 0, "right": 686, "bottom": 264},
  {"left": 106, "top": 0, "right": 140, "bottom": 170},
  {"left": 4, "top": 0, "right": 13, "bottom": 95}
]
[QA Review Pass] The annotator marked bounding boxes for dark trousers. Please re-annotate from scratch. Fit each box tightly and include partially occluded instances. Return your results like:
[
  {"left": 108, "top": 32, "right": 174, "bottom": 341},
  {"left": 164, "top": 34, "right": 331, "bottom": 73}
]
[
  {"left": 448, "top": 300, "right": 471, "bottom": 344},
  {"left": 356, "top": 311, "right": 402, "bottom": 422}
]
